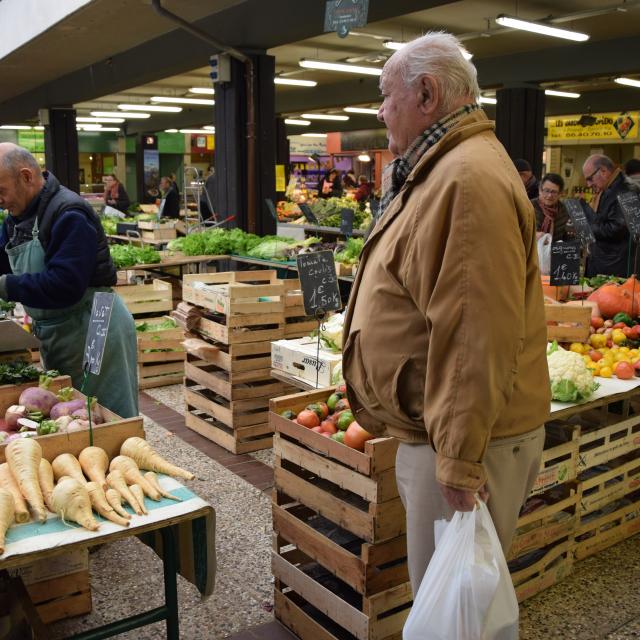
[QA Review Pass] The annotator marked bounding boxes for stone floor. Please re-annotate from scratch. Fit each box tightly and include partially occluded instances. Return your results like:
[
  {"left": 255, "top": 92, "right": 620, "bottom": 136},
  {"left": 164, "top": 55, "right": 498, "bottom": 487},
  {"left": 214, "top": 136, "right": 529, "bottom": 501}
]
[{"left": 49, "top": 384, "right": 639, "bottom": 639}]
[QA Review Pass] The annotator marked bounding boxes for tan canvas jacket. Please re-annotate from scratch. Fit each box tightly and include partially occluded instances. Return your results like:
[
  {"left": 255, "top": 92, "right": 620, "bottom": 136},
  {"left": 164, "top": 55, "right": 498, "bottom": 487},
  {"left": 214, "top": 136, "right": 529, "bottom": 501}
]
[{"left": 342, "top": 110, "right": 550, "bottom": 491}]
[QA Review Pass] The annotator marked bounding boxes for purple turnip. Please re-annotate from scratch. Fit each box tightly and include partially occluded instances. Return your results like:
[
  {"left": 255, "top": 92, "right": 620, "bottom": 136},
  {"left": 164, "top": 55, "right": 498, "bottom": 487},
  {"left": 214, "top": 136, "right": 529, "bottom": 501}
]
[
  {"left": 18, "top": 386, "right": 58, "bottom": 417},
  {"left": 70, "top": 408, "right": 104, "bottom": 424},
  {"left": 17, "top": 418, "right": 39, "bottom": 431},
  {"left": 4, "top": 405, "right": 28, "bottom": 431},
  {"left": 49, "top": 399, "right": 86, "bottom": 420},
  {"left": 67, "top": 419, "right": 90, "bottom": 432}
]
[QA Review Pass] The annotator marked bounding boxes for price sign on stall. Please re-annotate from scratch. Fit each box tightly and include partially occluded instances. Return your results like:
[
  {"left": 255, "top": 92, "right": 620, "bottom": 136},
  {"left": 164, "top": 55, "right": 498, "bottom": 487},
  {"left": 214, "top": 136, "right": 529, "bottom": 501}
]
[
  {"left": 82, "top": 292, "right": 115, "bottom": 375},
  {"left": 618, "top": 191, "right": 640, "bottom": 240},
  {"left": 296, "top": 251, "right": 342, "bottom": 316},
  {"left": 564, "top": 199, "right": 595, "bottom": 247},
  {"left": 265, "top": 198, "right": 278, "bottom": 223},
  {"left": 340, "top": 208, "right": 354, "bottom": 237},
  {"left": 298, "top": 203, "right": 319, "bottom": 225},
  {"left": 550, "top": 241, "right": 581, "bottom": 286}
]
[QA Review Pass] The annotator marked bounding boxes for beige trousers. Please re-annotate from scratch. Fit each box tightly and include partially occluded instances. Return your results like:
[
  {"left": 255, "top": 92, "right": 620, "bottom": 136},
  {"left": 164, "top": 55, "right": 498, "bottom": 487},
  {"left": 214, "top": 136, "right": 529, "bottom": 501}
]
[{"left": 396, "top": 426, "right": 545, "bottom": 596}]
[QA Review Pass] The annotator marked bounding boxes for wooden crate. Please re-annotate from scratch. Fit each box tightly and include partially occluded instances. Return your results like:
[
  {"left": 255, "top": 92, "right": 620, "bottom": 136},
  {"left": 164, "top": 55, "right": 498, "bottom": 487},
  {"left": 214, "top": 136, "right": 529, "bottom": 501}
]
[
  {"left": 114, "top": 279, "right": 173, "bottom": 316},
  {"left": 137, "top": 220, "right": 177, "bottom": 241},
  {"left": 274, "top": 549, "right": 412, "bottom": 640},
  {"left": 135, "top": 316, "right": 185, "bottom": 389},
  {"left": 26, "top": 570, "right": 91, "bottom": 624},
  {"left": 510, "top": 540, "right": 574, "bottom": 603},
  {"left": 579, "top": 453, "right": 640, "bottom": 515},
  {"left": 530, "top": 423, "right": 579, "bottom": 495},
  {"left": 508, "top": 484, "right": 580, "bottom": 560},
  {"left": 574, "top": 493, "right": 640, "bottom": 560},
  {"left": 577, "top": 415, "right": 640, "bottom": 472},
  {"left": 282, "top": 279, "right": 317, "bottom": 339},
  {"left": 271, "top": 389, "right": 405, "bottom": 545},
  {"left": 0, "top": 375, "right": 144, "bottom": 462},
  {"left": 544, "top": 304, "right": 591, "bottom": 343}
]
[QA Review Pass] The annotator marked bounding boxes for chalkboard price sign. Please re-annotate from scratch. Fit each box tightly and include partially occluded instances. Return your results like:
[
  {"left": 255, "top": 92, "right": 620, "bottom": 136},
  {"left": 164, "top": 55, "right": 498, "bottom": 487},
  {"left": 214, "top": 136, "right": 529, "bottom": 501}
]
[
  {"left": 550, "top": 241, "right": 581, "bottom": 286},
  {"left": 296, "top": 251, "right": 342, "bottom": 316},
  {"left": 299, "top": 203, "right": 319, "bottom": 225},
  {"left": 564, "top": 199, "right": 595, "bottom": 247},
  {"left": 340, "top": 208, "right": 354, "bottom": 237},
  {"left": 618, "top": 191, "right": 640, "bottom": 240},
  {"left": 265, "top": 199, "right": 278, "bottom": 223},
  {"left": 82, "top": 292, "right": 115, "bottom": 375}
]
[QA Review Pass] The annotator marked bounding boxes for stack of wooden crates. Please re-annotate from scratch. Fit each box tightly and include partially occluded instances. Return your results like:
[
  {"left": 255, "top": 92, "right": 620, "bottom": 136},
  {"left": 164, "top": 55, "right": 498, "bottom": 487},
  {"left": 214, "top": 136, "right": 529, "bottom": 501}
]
[
  {"left": 181, "top": 271, "right": 315, "bottom": 454},
  {"left": 114, "top": 279, "right": 186, "bottom": 388}
]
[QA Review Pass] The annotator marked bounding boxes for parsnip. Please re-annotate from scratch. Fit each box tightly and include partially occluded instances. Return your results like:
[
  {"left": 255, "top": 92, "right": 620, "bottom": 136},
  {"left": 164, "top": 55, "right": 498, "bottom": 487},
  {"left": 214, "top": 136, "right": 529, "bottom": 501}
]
[
  {"left": 0, "top": 463, "right": 30, "bottom": 523},
  {"left": 52, "top": 453, "right": 86, "bottom": 485},
  {"left": 144, "top": 472, "right": 181, "bottom": 502},
  {"left": 120, "top": 437, "right": 194, "bottom": 480},
  {"left": 37, "top": 459, "right": 55, "bottom": 512},
  {"left": 129, "top": 484, "right": 148, "bottom": 515},
  {"left": 51, "top": 478, "right": 99, "bottom": 531},
  {"left": 105, "top": 489, "right": 131, "bottom": 520},
  {"left": 6, "top": 439, "right": 46, "bottom": 523},
  {"left": 0, "top": 489, "right": 15, "bottom": 555},
  {"left": 78, "top": 447, "right": 109, "bottom": 490},
  {"left": 86, "top": 482, "right": 129, "bottom": 527},
  {"left": 109, "top": 456, "right": 161, "bottom": 501},
  {"left": 106, "top": 470, "right": 142, "bottom": 515}
]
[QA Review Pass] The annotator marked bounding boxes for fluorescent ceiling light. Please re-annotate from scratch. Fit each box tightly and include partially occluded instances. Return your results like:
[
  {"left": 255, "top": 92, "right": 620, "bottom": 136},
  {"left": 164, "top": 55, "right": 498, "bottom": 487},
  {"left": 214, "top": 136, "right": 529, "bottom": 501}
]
[
  {"left": 495, "top": 15, "right": 589, "bottom": 41},
  {"left": 299, "top": 59, "right": 382, "bottom": 76},
  {"left": 285, "top": 119, "right": 311, "bottom": 126},
  {"left": 301, "top": 113, "right": 349, "bottom": 121},
  {"left": 478, "top": 96, "right": 497, "bottom": 105},
  {"left": 189, "top": 87, "right": 215, "bottom": 95},
  {"left": 118, "top": 104, "right": 182, "bottom": 113},
  {"left": 357, "top": 154, "right": 371, "bottom": 162},
  {"left": 77, "top": 116, "right": 125, "bottom": 123},
  {"left": 164, "top": 129, "right": 179, "bottom": 133},
  {"left": 383, "top": 41, "right": 473, "bottom": 60},
  {"left": 344, "top": 107, "right": 379, "bottom": 115},
  {"left": 545, "top": 89, "right": 581, "bottom": 98},
  {"left": 151, "top": 96, "right": 215, "bottom": 106},
  {"left": 179, "top": 129, "right": 215, "bottom": 134},
  {"left": 0, "top": 125, "right": 33, "bottom": 130},
  {"left": 77, "top": 124, "right": 103, "bottom": 131},
  {"left": 274, "top": 77, "right": 317, "bottom": 87},
  {"left": 92, "top": 111, "right": 150, "bottom": 119},
  {"left": 615, "top": 77, "right": 640, "bottom": 88},
  {"left": 96, "top": 127, "right": 120, "bottom": 132},
  {"left": 33, "top": 126, "right": 45, "bottom": 131},
  {"left": 301, "top": 133, "right": 327, "bottom": 138},
  {"left": 203, "top": 125, "right": 215, "bottom": 131}
]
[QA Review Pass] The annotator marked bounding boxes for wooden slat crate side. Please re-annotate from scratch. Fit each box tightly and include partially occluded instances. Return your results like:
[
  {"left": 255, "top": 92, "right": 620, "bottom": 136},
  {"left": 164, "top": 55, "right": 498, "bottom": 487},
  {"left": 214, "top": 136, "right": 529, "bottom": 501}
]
[
  {"left": 137, "top": 361, "right": 185, "bottom": 377},
  {"left": 140, "top": 228, "right": 177, "bottom": 240},
  {"left": 114, "top": 279, "right": 172, "bottom": 303},
  {"left": 513, "top": 554, "right": 573, "bottom": 603},
  {"left": 285, "top": 320, "right": 320, "bottom": 339},
  {"left": 531, "top": 438, "right": 579, "bottom": 496},
  {"left": 579, "top": 456, "right": 640, "bottom": 515},
  {"left": 138, "top": 350, "right": 186, "bottom": 364},
  {"left": 126, "top": 300, "right": 174, "bottom": 315},
  {"left": 510, "top": 540, "right": 571, "bottom": 587},
  {"left": 138, "top": 372, "right": 184, "bottom": 389},
  {"left": 577, "top": 416, "right": 640, "bottom": 471},
  {"left": 137, "top": 220, "right": 176, "bottom": 231},
  {"left": 197, "top": 316, "right": 285, "bottom": 345},
  {"left": 545, "top": 304, "right": 591, "bottom": 343},
  {"left": 185, "top": 386, "right": 269, "bottom": 429}
]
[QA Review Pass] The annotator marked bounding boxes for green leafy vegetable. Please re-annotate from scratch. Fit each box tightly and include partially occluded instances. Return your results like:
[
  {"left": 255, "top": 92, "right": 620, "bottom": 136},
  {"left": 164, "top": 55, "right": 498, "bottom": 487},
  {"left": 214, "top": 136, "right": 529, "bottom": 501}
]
[
  {"left": 109, "top": 245, "right": 161, "bottom": 268},
  {"left": 335, "top": 238, "right": 364, "bottom": 265},
  {"left": 136, "top": 319, "right": 178, "bottom": 332},
  {"left": 612, "top": 312, "right": 633, "bottom": 326},
  {"left": 0, "top": 362, "right": 59, "bottom": 386}
]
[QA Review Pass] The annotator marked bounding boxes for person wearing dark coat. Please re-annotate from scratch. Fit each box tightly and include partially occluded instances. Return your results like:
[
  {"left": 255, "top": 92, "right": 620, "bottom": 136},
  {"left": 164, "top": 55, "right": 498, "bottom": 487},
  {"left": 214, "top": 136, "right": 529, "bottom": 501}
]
[
  {"left": 514, "top": 159, "right": 539, "bottom": 200},
  {"left": 582, "top": 154, "right": 637, "bottom": 278},
  {"left": 532, "top": 173, "right": 573, "bottom": 242},
  {"left": 159, "top": 176, "right": 180, "bottom": 219},
  {"left": 103, "top": 173, "right": 130, "bottom": 212},
  {"left": 319, "top": 169, "right": 343, "bottom": 199}
]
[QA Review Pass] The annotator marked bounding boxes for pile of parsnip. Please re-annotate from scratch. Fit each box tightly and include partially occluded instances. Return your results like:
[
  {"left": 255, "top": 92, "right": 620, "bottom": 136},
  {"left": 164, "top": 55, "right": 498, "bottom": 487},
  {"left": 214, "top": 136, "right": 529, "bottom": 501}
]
[{"left": 0, "top": 436, "right": 195, "bottom": 556}]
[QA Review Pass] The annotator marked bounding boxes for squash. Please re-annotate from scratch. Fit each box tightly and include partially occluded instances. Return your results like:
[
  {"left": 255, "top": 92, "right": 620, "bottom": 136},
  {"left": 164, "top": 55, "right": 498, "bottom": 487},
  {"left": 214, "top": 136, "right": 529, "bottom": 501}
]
[{"left": 587, "top": 277, "right": 638, "bottom": 319}]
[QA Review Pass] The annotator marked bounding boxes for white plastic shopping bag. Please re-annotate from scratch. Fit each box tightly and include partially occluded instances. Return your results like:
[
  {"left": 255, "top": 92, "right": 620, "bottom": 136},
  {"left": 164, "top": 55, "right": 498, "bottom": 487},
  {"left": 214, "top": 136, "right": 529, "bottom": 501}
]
[
  {"left": 537, "top": 232, "right": 552, "bottom": 275},
  {"left": 403, "top": 501, "right": 519, "bottom": 640}
]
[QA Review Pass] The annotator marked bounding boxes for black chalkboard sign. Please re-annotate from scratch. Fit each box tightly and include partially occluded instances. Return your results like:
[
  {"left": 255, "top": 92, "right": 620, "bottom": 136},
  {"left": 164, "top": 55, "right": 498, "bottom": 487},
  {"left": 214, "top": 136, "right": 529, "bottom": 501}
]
[
  {"left": 82, "top": 292, "right": 115, "bottom": 375},
  {"left": 550, "top": 241, "right": 581, "bottom": 286},
  {"left": 296, "top": 250, "right": 342, "bottom": 316},
  {"left": 265, "top": 199, "right": 278, "bottom": 223},
  {"left": 618, "top": 191, "right": 640, "bottom": 240},
  {"left": 340, "top": 208, "right": 354, "bottom": 237},
  {"left": 298, "top": 203, "right": 319, "bottom": 225},
  {"left": 564, "top": 199, "right": 595, "bottom": 246},
  {"left": 370, "top": 198, "right": 381, "bottom": 219}
]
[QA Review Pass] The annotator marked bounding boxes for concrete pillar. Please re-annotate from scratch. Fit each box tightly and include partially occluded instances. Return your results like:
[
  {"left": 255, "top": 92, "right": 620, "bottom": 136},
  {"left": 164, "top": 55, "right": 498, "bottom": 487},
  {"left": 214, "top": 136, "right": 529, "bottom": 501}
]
[{"left": 43, "top": 107, "right": 79, "bottom": 192}]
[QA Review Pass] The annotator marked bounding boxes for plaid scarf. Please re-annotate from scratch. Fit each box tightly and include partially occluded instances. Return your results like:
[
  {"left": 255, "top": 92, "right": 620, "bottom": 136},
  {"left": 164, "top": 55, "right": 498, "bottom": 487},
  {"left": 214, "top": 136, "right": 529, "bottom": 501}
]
[{"left": 379, "top": 103, "right": 480, "bottom": 218}]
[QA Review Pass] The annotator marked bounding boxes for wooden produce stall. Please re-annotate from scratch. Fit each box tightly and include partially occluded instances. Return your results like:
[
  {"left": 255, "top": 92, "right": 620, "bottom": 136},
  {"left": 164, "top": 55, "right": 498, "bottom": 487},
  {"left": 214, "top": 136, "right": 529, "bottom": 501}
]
[
  {"left": 181, "top": 271, "right": 294, "bottom": 453},
  {"left": 137, "top": 220, "right": 177, "bottom": 242},
  {"left": 270, "top": 389, "right": 411, "bottom": 640}
]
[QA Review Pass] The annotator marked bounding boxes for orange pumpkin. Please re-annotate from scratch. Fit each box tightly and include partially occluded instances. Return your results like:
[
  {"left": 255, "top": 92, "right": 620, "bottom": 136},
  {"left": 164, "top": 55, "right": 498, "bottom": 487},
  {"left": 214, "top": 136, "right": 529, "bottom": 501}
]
[{"left": 588, "top": 278, "right": 636, "bottom": 318}]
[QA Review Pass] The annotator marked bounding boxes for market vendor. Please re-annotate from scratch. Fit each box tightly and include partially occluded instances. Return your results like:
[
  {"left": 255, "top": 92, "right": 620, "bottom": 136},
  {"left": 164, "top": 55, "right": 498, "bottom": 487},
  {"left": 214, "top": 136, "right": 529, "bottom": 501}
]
[{"left": 0, "top": 143, "right": 138, "bottom": 418}]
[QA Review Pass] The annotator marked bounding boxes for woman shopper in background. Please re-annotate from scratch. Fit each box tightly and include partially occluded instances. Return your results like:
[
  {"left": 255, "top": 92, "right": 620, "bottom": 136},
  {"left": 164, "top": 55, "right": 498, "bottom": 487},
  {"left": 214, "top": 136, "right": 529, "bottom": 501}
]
[
  {"left": 103, "top": 173, "right": 130, "bottom": 212},
  {"left": 532, "top": 173, "right": 573, "bottom": 242}
]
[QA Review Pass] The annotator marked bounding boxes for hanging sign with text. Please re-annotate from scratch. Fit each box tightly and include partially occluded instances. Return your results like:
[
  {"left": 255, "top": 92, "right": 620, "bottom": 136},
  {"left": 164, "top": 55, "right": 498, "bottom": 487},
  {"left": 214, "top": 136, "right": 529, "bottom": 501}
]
[
  {"left": 296, "top": 251, "right": 342, "bottom": 316},
  {"left": 550, "top": 241, "right": 581, "bottom": 286},
  {"left": 324, "top": 0, "right": 369, "bottom": 37},
  {"left": 564, "top": 199, "right": 596, "bottom": 247},
  {"left": 82, "top": 292, "right": 115, "bottom": 375},
  {"left": 618, "top": 191, "right": 640, "bottom": 240}
]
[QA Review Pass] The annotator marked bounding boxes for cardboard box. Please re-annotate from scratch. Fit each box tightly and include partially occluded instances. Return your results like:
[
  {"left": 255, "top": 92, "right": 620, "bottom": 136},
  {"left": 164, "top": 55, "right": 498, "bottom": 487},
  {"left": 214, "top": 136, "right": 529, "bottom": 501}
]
[{"left": 271, "top": 337, "right": 342, "bottom": 387}]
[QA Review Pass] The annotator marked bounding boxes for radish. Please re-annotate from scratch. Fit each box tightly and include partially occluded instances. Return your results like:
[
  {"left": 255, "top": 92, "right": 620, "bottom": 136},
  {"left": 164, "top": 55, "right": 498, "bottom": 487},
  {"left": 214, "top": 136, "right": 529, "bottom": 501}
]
[
  {"left": 17, "top": 418, "right": 39, "bottom": 431},
  {"left": 49, "top": 399, "right": 86, "bottom": 421},
  {"left": 70, "top": 408, "right": 104, "bottom": 424},
  {"left": 5, "top": 406, "right": 27, "bottom": 431},
  {"left": 67, "top": 419, "right": 89, "bottom": 432},
  {"left": 18, "top": 377, "right": 59, "bottom": 417}
]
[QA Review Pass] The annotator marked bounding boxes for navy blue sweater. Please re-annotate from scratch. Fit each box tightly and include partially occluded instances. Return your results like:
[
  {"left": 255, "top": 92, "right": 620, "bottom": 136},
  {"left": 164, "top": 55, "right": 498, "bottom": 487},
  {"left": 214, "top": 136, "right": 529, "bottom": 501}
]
[{"left": 0, "top": 210, "right": 99, "bottom": 309}]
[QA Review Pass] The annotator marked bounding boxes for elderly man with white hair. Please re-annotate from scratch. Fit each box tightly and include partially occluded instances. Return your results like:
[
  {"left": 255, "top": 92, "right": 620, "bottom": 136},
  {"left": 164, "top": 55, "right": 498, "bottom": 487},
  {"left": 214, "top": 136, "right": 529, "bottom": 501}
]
[{"left": 342, "top": 32, "right": 550, "bottom": 595}]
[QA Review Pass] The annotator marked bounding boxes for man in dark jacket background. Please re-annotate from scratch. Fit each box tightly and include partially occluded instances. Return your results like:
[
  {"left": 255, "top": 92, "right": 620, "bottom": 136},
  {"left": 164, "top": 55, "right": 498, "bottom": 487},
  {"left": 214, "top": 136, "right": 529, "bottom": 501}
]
[
  {"left": 159, "top": 176, "right": 180, "bottom": 219},
  {"left": 514, "top": 158, "right": 539, "bottom": 200},
  {"left": 583, "top": 154, "right": 637, "bottom": 278}
]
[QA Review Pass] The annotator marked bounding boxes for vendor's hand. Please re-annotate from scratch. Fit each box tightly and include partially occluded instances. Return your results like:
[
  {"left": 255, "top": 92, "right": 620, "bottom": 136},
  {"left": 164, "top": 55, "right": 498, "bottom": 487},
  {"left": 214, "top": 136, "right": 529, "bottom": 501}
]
[{"left": 439, "top": 483, "right": 489, "bottom": 512}]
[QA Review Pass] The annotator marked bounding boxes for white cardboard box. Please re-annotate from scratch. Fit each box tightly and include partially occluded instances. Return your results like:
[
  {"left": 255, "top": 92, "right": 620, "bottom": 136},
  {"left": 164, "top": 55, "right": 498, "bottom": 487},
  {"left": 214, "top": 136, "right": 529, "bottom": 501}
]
[{"left": 272, "top": 337, "right": 342, "bottom": 387}]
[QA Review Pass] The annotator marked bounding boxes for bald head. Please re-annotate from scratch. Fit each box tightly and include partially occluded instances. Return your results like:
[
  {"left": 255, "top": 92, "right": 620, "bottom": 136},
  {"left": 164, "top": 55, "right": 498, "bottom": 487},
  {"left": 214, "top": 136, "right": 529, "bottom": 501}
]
[
  {"left": 583, "top": 154, "right": 615, "bottom": 193},
  {"left": 0, "top": 143, "right": 45, "bottom": 216}
]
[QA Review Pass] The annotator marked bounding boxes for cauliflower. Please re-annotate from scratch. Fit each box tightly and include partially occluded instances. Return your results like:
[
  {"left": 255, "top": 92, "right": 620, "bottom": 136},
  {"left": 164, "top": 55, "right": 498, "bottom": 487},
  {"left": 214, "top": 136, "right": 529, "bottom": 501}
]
[
  {"left": 315, "top": 313, "right": 344, "bottom": 352},
  {"left": 547, "top": 341, "right": 598, "bottom": 402},
  {"left": 331, "top": 361, "right": 344, "bottom": 385}
]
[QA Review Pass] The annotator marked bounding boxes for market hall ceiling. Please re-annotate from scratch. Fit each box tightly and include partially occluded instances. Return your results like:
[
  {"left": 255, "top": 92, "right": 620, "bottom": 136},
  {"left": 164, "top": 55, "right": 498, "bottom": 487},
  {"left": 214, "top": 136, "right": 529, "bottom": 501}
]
[{"left": 0, "top": 0, "right": 639, "bottom": 131}]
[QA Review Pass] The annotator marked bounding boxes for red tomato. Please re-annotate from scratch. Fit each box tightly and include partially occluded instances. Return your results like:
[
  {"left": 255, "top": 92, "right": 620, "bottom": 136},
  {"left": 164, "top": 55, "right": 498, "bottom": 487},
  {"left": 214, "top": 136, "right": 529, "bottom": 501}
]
[
  {"left": 591, "top": 317, "right": 604, "bottom": 329},
  {"left": 316, "top": 402, "right": 330, "bottom": 419},
  {"left": 589, "top": 350, "right": 603, "bottom": 362},
  {"left": 321, "top": 431, "right": 332, "bottom": 437},
  {"left": 334, "top": 398, "right": 351, "bottom": 413},
  {"left": 320, "top": 420, "right": 337, "bottom": 435},
  {"left": 343, "top": 421, "right": 374, "bottom": 451},
  {"left": 614, "top": 361, "right": 635, "bottom": 380},
  {"left": 311, "top": 426, "right": 324, "bottom": 433},
  {"left": 613, "top": 322, "right": 627, "bottom": 329},
  {"left": 297, "top": 410, "right": 320, "bottom": 428},
  {"left": 633, "top": 325, "right": 640, "bottom": 339},
  {"left": 623, "top": 326, "right": 635, "bottom": 338}
]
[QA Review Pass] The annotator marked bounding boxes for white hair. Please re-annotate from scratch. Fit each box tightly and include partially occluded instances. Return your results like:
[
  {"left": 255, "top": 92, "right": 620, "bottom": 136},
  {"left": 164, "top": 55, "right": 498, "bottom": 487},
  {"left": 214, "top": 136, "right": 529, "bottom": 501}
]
[{"left": 383, "top": 31, "right": 480, "bottom": 114}]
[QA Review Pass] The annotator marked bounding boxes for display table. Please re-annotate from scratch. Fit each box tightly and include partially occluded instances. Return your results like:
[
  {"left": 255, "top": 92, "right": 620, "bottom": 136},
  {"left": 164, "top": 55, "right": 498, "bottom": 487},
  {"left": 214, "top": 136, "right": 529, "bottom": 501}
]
[{"left": 1, "top": 477, "right": 215, "bottom": 639}]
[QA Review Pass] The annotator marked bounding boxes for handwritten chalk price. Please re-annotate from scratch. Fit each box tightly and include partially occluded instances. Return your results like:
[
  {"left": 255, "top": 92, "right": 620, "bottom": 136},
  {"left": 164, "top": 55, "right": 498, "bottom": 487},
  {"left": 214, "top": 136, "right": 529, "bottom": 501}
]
[
  {"left": 296, "top": 251, "right": 342, "bottom": 316},
  {"left": 550, "top": 241, "right": 581, "bottom": 286},
  {"left": 82, "top": 292, "right": 115, "bottom": 375}
]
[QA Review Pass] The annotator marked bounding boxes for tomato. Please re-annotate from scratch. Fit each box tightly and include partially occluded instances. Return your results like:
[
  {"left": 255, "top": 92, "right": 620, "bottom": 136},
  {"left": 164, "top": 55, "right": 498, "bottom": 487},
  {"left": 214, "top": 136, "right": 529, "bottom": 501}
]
[
  {"left": 614, "top": 361, "right": 635, "bottom": 380},
  {"left": 297, "top": 410, "right": 320, "bottom": 428},
  {"left": 316, "top": 402, "right": 330, "bottom": 419},
  {"left": 311, "top": 426, "right": 324, "bottom": 433},
  {"left": 343, "top": 422, "right": 374, "bottom": 451},
  {"left": 623, "top": 326, "right": 635, "bottom": 338},
  {"left": 327, "top": 393, "right": 342, "bottom": 412},
  {"left": 321, "top": 431, "right": 332, "bottom": 437},
  {"left": 306, "top": 403, "right": 324, "bottom": 419},
  {"left": 634, "top": 360, "right": 640, "bottom": 371},
  {"left": 335, "top": 398, "right": 351, "bottom": 413},
  {"left": 591, "top": 317, "right": 604, "bottom": 329},
  {"left": 336, "top": 384, "right": 347, "bottom": 394},
  {"left": 280, "top": 410, "right": 296, "bottom": 420},
  {"left": 337, "top": 410, "right": 355, "bottom": 431},
  {"left": 589, "top": 350, "right": 603, "bottom": 362},
  {"left": 633, "top": 325, "right": 640, "bottom": 339},
  {"left": 613, "top": 322, "right": 627, "bottom": 329},
  {"left": 320, "top": 420, "right": 337, "bottom": 435}
]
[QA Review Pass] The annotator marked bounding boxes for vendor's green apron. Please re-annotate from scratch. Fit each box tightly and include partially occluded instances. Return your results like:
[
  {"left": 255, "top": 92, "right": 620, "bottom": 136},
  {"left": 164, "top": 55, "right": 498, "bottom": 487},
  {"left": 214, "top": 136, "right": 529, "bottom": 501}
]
[{"left": 5, "top": 220, "right": 138, "bottom": 418}]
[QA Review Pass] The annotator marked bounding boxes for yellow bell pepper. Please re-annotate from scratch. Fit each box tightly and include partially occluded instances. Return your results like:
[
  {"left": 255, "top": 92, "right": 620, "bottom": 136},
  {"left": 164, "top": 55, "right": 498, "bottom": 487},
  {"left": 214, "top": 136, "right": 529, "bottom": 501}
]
[{"left": 589, "top": 334, "right": 607, "bottom": 349}]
